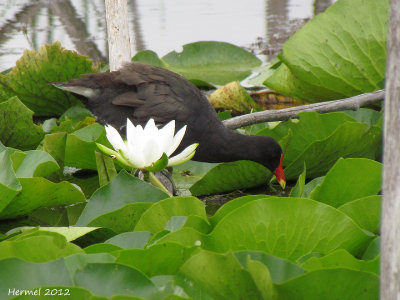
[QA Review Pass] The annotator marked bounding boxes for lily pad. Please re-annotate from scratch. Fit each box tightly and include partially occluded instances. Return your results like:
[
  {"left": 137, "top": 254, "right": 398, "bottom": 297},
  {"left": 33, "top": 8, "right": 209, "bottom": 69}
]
[
  {"left": 115, "top": 242, "right": 198, "bottom": 277},
  {"left": 0, "top": 148, "right": 21, "bottom": 212},
  {"left": 0, "top": 42, "right": 95, "bottom": 115},
  {"left": 338, "top": 195, "right": 381, "bottom": 234},
  {"left": 74, "top": 263, "right": 155, "bottom": 298},
  {"left": 0, "top": 177, "right": 85, "bottom": 220},
  {"left": 301, "top": 249, "right": 379, "bottom": 275},
  {"left": 13, "top": 150, "right": 59, "bottom": 178},
  {"left": 264, "top": 0, "right": 388, "bottom": 101},
  {"left": 0, "top": 97, "right": 44, "bottom": 150},
  {"left": 208, "top": 81, "right": 262, "bottom": 114},
  {"left": 133, "top": 41, "right": 261, "bottom": 85},
  {"left": 234, "top": 251, "right": 305, "bottom": 283},
  {"left": 87, "top": 202, "right": 153, "bottom": 234},
  {"left": 310, "top": 158, "right": 382, "bottom": 207},
  {"left": 64, "top": 123, "right": 109, "bottom": 170},
  {"left": 105, "top": 231, "right": 152, "bottom": 249},
  {"left": 257, "top": 111, "right": 381, "bottom": 179},
  {"left": 0, "top": 258, "right": 73, "bottom": 293},
  {"left": 189, "top": 160, "right": 272, "bottom": 196},
  {"left": 76, "top": 171, "right": 169, "bottom": 226},
  {"left": 0, "top": 234, "right": 83, "bottom": 262},
  {"left": 172, "top": 160, "right": 217, "bottom": 196},
  {"left": 0, "top": 146, "right": 85, "bottom": 220},
  {"left": 206, "top": 197, "right": 373, "bottom": 261},
  {"left": 180, "top": 250, "right": 264, "bottom": 300},
  {"left": 276, "top": 268, "right": 378, "bottom": 299},
  {"left": 134, "top": 196, "right": 208, "bottom": 233}
]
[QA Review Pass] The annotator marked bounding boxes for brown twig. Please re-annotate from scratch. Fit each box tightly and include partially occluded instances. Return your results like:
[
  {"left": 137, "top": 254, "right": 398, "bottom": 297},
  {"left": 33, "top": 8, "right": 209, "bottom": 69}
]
[{"left": 223, "top": 90, "right": 385, "bottom": 130}]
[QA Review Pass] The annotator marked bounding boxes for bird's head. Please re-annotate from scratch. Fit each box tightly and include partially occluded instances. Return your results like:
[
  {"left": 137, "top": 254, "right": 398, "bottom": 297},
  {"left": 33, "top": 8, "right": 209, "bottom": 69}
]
[
  {"left": 252, "top": 136, "right": 286, "bottom": 189},
  {"left": 273, "top": 154, "right": 286, "bottom": 189}
]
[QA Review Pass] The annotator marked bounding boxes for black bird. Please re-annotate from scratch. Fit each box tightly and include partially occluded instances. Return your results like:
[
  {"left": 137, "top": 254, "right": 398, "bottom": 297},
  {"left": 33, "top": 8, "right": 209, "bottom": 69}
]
[{"left": 53, "top": 62, "right": 286, "bottom": 188}]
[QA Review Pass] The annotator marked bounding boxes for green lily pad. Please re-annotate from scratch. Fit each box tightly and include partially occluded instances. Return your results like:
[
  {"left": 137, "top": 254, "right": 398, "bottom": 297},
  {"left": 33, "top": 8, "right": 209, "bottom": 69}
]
[
  {"left": 0, "top": 42, "right": 95, "bottom": 115},
  {"left": 301, "top": 249, "right": 379, "bottom": 275},
  {"left": 0, "top": 148, "right": 22, "bottom": 212},
  {"left": 0, "top": 258, "right": 72, "bottom": 295},
  {"left": 206, "top": 197, "right": 373, "bottom": 261},
  {"left": 0, "top": 97, "right": 44, "bottom": 150},
  {"left": 246, "top": 258, "right": 276, "bottom": 300},
  {"left": 134, "top": 196, "right": 208, "bottom": 233},
  {"left": 76, "top": 171, "right": 169, "bottom": 226},
  {"left": 362, "top": 237, "right": 380, "bottom": 260},
  {"left": 302, "top": 177, "right": 324, "bottom": 198},
  {"left": 16, "top": 227, "right": 105, "bottom": 242},
  {"left": 234, "top": 251, "right": 305, "bottom": 284},
  {"left": 289, "top": 163, "right": 306, "bottom": 197},
  {"left": 264, "top": 0, "right": 388, "bottom": 101},
  {"left": 13, "top": 150, "right": 59, "bottom": 178},
  {"left": 0, "top": 234, "right": 83, "bottom": 262},
  {"left": 64, "top": 123, "right": 109, "bottom": 170},
  {"left": 105, "top": 231, "right": 152, "bottom": 249},
  {"left": 310, "top": 158, "right": 382, "bottom": 207},
  {"left": 189, "top": 160, "right": 272, "bottom": 196},
  {"left": 172, "top": 160, "right": 217, "bottom": 196},
  {"left": 74, "top": 263, "right": 155, "bottom": 298},
  {"left": 276, "top": 268, "right": 378, "bottom": 300},
  {"left": 42, "top": 132, "right": 67, "bottom": 168},
  {"left": 115, "top": 242, "right": 198, "bottom": 277},
  {"left": 95, "top": 151, "right": 118, "bottom": 186},
  {"left": 84, "top": 243, "right": 123, "bottom": 254},
  {"left": 338, "top": 195, "right": 381, "bottom": 234},
  {"left": 131, "top": 50, "right": 165, "bottom": 68},
  {"left": 0, "top": 147, "right": 85, "bottom": 220},
  {"left": 257, "top": 111, "right": 381, "bottom": 179},
  {"left": 60, "top": 106, "right": 94, "bottom": 122},
  {"left": 133, "top": 41, "right": 261, "bottom": 85},
  {"left": 87, "top": 202, "right": 153, "bottom": 234},
  {"left": 0, "top": 177, "right": 85, "bottom": 220},
  {"left": 180, "top": 250, "right": 264, "bottom": 300},
  {"left": 209, "top": 195, "right": 265, "bottom": 226}
]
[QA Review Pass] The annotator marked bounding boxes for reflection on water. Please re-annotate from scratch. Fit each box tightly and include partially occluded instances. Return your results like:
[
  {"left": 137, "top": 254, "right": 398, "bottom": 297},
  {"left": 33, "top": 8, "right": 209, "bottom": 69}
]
[{"left": 0, "top": 0, "right": 334, "bottom": 71}]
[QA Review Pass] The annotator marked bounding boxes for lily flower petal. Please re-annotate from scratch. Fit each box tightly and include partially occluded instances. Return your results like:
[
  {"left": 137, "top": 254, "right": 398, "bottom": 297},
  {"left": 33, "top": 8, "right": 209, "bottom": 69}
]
[
  {"left": 142, "top": 138, "right": 163, "bottom": 167},
  {"left": 105, "top": 125, "right": 126, "bottom": 152},
  {"left": 168, "top": 143, "right": 198, "bottom": 166},
  {"left": 101, "top": 118, "right": 197, "bottom": 170},
  {"left": 144, "top": 118, "right": 158, "bottom": 137},
  {"left": 158, "top": 120, "right": 176, "bottom": 153},
  {"left": 166, "top": 125, "right": 187, "bottom": 157}
]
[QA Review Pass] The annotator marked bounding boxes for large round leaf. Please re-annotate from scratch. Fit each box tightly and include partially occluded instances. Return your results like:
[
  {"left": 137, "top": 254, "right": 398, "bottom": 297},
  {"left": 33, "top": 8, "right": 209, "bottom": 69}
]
[
  {"left": 133, "top": 41, "right": 261, "bottom": 85},
  {"left": 206, "top": 197, "right": 373, "bottom": 261}
]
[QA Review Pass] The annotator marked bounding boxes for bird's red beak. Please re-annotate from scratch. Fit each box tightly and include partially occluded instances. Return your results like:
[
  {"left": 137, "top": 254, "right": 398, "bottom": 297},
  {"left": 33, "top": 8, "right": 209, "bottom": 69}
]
[{"left": 274, "top": 154, "right": 286, "bottom": 189}]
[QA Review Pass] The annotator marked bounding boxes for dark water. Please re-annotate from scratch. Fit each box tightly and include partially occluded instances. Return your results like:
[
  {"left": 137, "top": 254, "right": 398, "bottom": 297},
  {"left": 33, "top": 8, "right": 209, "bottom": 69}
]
[{"left": 0, "top": 0, "right": 334, "bottom": 71}]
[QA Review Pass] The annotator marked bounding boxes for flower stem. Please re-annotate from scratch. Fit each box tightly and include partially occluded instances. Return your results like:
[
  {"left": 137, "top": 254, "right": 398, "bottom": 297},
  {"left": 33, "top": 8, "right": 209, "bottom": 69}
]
[{"left": 148, "top": 172, "right": 173, "bottom": 197}]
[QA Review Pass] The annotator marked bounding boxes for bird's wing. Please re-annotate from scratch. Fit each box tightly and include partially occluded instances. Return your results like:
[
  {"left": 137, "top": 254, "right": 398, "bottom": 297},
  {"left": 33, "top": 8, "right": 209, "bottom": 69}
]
[{"left": 110, "top": 63, "right": 202, "bottom": 125}]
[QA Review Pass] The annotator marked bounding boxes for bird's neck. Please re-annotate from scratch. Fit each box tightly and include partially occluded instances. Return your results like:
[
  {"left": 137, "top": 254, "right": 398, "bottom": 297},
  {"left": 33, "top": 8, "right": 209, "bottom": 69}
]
[{"left": 197, "top": 128, "right": 259, "bottom": 163}]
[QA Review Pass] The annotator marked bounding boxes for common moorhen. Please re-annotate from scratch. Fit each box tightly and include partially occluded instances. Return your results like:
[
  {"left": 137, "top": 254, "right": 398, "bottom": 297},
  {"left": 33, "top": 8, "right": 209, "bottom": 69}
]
[{"left": 54, "top": 62, "right": 286, "bottom": 188}]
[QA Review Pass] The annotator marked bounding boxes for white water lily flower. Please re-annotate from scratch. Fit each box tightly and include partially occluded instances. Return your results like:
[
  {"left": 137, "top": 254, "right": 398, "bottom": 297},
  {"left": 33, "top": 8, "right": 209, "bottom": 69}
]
[{"left": 101, "top": 118, "right": 198, "bottom": 170}]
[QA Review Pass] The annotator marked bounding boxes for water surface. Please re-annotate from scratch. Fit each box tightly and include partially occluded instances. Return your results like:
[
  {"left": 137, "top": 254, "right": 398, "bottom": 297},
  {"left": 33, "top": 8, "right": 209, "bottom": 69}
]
[{"left": 0, "top": 0, "right": 334, "bottom": 71}]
